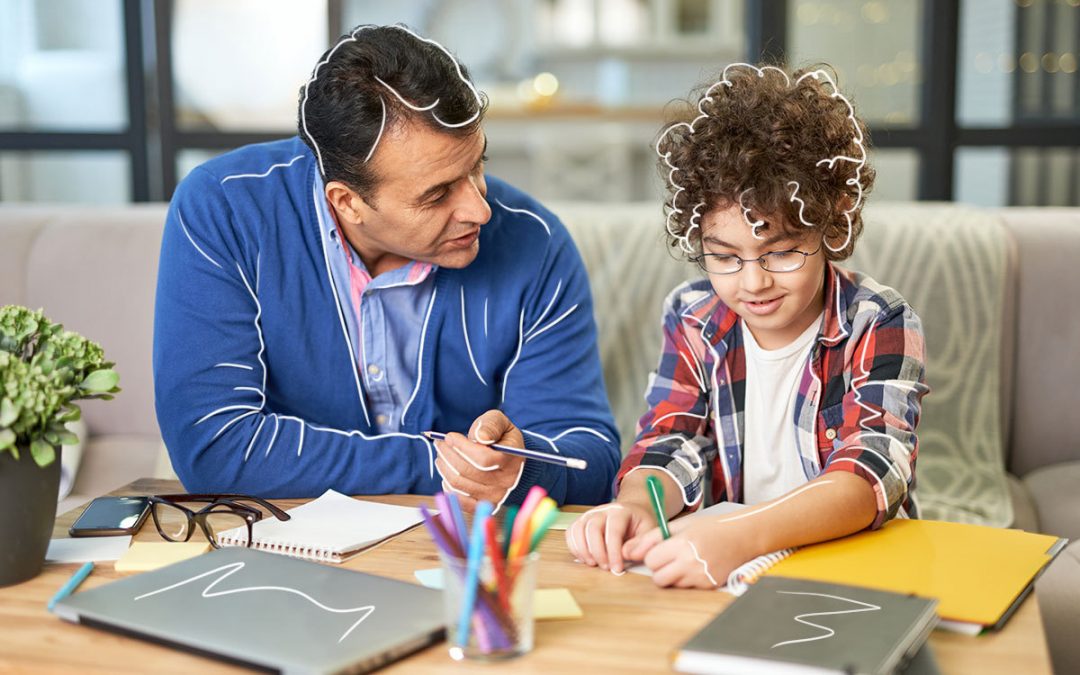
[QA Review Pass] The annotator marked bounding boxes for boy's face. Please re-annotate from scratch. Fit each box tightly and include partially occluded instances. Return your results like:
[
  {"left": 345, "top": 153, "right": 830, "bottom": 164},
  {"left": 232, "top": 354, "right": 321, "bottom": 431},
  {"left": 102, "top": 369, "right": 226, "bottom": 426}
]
[{"left": 699, "top": 204, "right": 827, "bottom": 350}]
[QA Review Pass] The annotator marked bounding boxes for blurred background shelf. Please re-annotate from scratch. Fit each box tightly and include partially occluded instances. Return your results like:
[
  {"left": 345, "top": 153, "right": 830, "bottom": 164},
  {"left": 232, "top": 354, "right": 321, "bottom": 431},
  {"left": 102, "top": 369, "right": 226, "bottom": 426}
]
[{"left": 0, "top": 0, "right": 1077, "bottom": 207}]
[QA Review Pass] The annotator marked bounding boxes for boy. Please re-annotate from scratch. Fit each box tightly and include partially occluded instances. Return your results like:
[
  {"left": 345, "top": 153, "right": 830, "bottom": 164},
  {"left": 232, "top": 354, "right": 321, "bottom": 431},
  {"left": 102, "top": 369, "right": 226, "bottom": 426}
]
[{"left": 566, "top": 63, "right": 929, "bottom": 588}]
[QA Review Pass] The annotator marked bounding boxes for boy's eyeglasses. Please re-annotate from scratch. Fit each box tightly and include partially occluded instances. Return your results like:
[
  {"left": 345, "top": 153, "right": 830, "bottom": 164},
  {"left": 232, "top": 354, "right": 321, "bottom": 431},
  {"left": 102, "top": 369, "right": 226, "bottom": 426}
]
[
  {"left": 689, "top": 242, "right": 823, "bottom": 276},
  {"left": 148, "top": 493, "right": 290, "bottom": 548}
]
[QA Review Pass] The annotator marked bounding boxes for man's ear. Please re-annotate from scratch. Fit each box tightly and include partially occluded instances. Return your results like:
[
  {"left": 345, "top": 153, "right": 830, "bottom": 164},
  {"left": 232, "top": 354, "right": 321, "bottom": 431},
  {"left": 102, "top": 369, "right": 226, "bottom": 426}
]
[{"left": 325, "top": 181, "right": 371, "bottom": 224}]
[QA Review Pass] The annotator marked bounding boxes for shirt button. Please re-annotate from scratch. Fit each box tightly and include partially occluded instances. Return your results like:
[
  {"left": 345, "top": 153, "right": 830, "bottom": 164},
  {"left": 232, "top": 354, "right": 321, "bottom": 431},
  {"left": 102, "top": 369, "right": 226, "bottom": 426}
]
[
  {"left": 825, "top": 428, "right": 837, "bottom": 440},
  {"left": 367, "top": 364, "right": 381, "bottom": 376},
  {"left": 375, "top": 414, "right": 389, "bottom": 426}
]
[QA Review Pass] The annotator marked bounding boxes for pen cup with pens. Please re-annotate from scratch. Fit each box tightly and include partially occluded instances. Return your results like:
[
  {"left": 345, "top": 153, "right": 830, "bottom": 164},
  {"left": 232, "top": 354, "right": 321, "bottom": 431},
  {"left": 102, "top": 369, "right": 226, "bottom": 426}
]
[
  {"left": 440, "top": 549, "right": 539, "bottom": 660},
  {"left": 421, "top": 486, "right": 559, "bottom": 661}
]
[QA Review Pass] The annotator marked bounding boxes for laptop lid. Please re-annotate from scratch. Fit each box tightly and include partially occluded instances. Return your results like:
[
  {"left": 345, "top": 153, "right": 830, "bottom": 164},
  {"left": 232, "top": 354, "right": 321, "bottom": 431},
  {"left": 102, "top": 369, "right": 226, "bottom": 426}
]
[{"left": 53, "top": 547, "right": 445, "bottom": 674}]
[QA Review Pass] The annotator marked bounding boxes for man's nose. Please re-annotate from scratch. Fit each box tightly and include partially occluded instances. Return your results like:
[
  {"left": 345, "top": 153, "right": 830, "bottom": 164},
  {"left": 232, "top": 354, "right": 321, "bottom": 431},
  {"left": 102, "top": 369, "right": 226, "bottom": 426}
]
[{"left": 456, "top": 175, "right": 492, "bottom": 226}]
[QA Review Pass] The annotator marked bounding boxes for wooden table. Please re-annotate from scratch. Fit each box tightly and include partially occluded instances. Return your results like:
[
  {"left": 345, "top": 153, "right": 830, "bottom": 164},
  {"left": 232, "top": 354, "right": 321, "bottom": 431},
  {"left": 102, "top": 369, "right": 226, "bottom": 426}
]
[{"left": 0, "top": 479, "right": 1053, "bottom": 674}]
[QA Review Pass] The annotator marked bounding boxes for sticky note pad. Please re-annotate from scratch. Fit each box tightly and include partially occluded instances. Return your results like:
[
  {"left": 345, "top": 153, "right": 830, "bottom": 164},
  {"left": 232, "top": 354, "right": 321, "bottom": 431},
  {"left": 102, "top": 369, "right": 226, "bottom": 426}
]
[
  {"left": 413, "top": 568, "right": 583, "bottom": 620},
  {"left": 548, "top": 512, "right": 579, "bottom": 531},
  {"left": 414, "top": 567, "right": 445, "bottom": 590},
  {"left": 114, "top": 541, "right": 211, "bottom": 573},
  {"left": 533, "top": 588, "right": 583, "bottom": 620}
]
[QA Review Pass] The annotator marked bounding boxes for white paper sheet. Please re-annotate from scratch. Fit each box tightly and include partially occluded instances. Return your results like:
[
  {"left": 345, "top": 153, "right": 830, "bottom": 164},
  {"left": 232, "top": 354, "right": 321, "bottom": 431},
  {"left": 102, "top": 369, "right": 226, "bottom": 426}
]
[{"left": 46, "top": 535, "right": 132, "bottom": 563}]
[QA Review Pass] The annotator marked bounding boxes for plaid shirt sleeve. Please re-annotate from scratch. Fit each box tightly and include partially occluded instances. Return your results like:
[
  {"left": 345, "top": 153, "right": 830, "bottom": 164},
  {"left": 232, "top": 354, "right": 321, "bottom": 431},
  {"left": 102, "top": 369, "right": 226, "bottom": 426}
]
[
  {"left": 615, "top": 286, "right": 716, "bottom": 510},
  {"left": 821, "top": 302, "right": 929, "bottom": 529}
]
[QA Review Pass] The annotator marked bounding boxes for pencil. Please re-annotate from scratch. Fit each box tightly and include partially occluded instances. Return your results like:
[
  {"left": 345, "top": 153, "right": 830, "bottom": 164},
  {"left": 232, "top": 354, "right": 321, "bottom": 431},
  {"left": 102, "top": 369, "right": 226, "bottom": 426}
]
[
  {"left": 424, "top": 431, "right": 588, "bottom": 470},
  {"left": 47, "top": 561, "right": 94, "bottom": 611}
]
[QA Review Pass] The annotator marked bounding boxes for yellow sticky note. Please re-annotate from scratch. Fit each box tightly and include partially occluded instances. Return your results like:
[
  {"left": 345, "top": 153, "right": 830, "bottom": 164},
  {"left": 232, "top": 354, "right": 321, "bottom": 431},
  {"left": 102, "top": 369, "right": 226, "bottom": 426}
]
[
  {"left": 533, "top": 588, "right": 583, "bottom": 620},
  {"left": 548, "top": 512, "right": 579, "bottom": 531},
  {"left": 114, "top": 541, "right": 211, "bottom": 573}
]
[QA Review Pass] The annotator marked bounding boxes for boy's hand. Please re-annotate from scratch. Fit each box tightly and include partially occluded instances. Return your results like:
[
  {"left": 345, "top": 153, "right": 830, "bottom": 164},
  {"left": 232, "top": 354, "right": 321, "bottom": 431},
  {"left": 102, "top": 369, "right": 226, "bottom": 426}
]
[
  {"left": 565, "top": 501, "right": 656, "bottom": 574},
  {"left": 434, "top": 410, "right": 525, "bottom": 512},
  {"left": 633, "top": 516, "right": 758, "bottom": 589}
]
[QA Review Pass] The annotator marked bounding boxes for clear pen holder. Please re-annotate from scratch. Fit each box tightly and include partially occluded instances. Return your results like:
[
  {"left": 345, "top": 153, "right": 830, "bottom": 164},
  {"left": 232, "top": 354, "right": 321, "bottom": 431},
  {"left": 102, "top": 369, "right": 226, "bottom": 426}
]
[{"left": 438, "top": 551, "right": 538, "bottom": 661}]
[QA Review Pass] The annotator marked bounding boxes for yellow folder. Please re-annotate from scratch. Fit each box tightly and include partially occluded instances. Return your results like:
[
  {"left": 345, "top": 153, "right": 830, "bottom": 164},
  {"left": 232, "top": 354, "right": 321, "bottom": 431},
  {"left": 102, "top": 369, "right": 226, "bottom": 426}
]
[{"left": 764, "top": 519, "right": 1064, "bottom": 627}]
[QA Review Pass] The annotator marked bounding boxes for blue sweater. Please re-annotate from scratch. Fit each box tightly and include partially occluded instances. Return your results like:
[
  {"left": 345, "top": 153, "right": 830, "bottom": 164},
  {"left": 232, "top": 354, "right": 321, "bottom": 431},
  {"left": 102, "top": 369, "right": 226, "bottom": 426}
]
[{"left": 153, "top": 137, "right": 620, "bottom": 505}]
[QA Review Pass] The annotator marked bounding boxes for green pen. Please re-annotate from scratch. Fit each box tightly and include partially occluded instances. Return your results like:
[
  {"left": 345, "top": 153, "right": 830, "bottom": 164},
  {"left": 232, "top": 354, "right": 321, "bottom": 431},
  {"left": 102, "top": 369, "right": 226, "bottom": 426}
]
[
  {"left": 646, "top": 474, "right": 670, "bottom": 539},
  {"left": 501, "top": 504, "right": 519, "bottom": 556}
]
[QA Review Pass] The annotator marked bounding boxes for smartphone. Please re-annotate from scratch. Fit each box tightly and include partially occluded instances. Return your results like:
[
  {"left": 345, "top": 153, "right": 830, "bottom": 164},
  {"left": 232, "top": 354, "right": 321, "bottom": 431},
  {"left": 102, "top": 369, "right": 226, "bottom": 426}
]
[{"left": 68, "top": 496, "right": 152, "bottom": 537}]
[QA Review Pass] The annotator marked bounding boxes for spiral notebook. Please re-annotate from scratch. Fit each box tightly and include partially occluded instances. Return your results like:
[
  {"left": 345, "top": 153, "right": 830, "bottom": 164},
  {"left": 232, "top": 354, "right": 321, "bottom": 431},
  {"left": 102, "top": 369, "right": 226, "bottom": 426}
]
[
  {"left": 669, "top": 501, "right": 796, "bottom": 593},
  {"left": 217, "top": 489, "right": 427, "bottom": 563}
]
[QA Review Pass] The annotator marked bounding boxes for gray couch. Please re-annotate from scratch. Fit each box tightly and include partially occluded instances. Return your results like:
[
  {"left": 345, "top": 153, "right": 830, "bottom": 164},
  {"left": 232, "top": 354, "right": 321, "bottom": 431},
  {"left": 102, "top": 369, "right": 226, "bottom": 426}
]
[{"left": 1, "top": 202, "right": 1078, "bottom": 672}]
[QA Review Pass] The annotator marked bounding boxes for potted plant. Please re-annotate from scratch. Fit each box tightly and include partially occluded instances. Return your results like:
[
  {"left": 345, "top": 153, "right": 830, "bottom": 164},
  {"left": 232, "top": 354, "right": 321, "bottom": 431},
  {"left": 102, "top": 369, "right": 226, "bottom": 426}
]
[{"left": 0, "top": 305, "right": 120, "bottom": 587}]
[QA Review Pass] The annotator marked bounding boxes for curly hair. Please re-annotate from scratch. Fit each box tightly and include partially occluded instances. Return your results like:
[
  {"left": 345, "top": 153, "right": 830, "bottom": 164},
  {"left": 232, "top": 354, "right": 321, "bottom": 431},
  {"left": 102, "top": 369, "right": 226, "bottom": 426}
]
[{"left": 657, "top": 63, "right": 875, "bottom": 261}]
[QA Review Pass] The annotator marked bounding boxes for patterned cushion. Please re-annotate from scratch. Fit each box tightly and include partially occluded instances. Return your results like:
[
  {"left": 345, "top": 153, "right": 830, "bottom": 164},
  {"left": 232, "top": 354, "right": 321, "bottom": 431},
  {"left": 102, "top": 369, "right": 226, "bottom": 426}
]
[
  {"left": 852, "top": 204, "right": 1013, "bottom": 526},
  {"left": 554, "top": 201, "right": 1014, "bottom": 527},
  {"left": 551, "top": 202, "right": 696, "bottom": 455}
]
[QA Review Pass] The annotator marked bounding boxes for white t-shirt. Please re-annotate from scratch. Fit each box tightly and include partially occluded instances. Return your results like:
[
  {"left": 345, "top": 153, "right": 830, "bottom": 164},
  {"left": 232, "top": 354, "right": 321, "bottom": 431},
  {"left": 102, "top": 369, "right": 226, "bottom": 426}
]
[{"left": 740, "top": 313, "right": 824, "bottom": 505}]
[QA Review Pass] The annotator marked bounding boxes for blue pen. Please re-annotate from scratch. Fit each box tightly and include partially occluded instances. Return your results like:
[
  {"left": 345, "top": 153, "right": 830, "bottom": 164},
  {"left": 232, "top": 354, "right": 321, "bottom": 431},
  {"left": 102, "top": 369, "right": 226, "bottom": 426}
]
[
  {"left": 48, "top": 561, "right": 94, "bottom": 611},
  {"left": 457, "top": 500, "right": 493, "bottom": 646}
]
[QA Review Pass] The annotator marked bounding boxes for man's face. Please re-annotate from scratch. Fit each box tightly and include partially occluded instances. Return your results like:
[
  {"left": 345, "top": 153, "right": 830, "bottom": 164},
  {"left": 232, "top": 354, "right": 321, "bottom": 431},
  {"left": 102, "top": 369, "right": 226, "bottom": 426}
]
[
  {"left": 700, "top": 204, "right": 827, "bottom": 350},
  {"left": 342, "top": 122, "right": 491, "bottom": 275}
]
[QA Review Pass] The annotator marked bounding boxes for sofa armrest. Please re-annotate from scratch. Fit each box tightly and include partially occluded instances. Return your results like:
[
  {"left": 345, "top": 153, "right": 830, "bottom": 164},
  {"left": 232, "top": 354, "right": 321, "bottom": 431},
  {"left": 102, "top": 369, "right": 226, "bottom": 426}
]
[{"left": 1000, "top": 209, "right": 1080, "bottom": 475}]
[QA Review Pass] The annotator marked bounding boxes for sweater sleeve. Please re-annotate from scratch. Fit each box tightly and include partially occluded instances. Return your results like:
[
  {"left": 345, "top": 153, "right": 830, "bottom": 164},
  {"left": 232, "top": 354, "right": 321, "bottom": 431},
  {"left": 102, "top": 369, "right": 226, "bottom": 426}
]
[
  {"left": 153, "top": 168, "right": 434, "bottom": 498},
  {"left": 494, "top": 213, "right": 621, "bottom": 507}
]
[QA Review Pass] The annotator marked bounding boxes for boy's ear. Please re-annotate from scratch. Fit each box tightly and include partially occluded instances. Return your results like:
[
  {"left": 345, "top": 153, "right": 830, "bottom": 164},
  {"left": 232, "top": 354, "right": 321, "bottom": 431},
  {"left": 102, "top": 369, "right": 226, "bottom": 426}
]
[{"left": 325, "top": 181, "right": 370, "bottom": 225}]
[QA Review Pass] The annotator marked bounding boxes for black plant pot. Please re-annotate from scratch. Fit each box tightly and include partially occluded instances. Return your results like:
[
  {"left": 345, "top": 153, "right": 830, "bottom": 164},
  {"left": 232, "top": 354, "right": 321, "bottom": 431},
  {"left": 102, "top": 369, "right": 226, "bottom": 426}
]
[{"left": 0, "top": 447, "right": 61, "bottom": 587}]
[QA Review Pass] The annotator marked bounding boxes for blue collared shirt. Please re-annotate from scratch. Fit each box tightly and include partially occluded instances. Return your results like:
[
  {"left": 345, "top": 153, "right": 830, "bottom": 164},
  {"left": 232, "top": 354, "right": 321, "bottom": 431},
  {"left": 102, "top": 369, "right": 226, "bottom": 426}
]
[{"left": 314, "top": 177, "right": 436, "bottom": 433}]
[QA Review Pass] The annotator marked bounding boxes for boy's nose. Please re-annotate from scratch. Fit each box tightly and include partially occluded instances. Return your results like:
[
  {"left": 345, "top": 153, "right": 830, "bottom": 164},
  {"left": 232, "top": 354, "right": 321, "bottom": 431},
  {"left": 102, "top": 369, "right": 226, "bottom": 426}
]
[{"left": 740, "top": 260, "right": 774, "bottom": 293}]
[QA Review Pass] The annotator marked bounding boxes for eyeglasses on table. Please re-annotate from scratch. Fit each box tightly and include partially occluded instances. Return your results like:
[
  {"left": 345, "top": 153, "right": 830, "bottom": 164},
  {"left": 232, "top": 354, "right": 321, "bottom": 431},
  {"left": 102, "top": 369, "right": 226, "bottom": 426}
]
[{"left": 147, "top": 493, "right": 290, "bottom": 548}]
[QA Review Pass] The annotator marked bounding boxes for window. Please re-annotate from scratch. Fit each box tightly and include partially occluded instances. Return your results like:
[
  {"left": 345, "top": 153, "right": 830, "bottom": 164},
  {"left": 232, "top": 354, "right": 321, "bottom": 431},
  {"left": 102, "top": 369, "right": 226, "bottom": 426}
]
[
  {"left": 0, "top": 0, "right": 1077, "bottom": 205},
  {"left": 0, "top": 0, "right": 141, "bottom": 201},
  {"left": 0, "top": 151, "right": 130, "bottom": 203},
  {"left": 789, "top": 0, "right": 923, "bottom": 126},
  {"left": 0, "top": 0, "right": 128, "bottom": 132},
  {"left": 172, "top": 0, "right": 326, "bottom": 132}
]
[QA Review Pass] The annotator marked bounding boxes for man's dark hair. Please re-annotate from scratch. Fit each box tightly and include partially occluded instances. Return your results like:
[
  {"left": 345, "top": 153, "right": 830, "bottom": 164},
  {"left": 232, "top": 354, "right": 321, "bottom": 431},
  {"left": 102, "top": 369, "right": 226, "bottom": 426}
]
[{"left": 298, "top": 24, "right": 488, "bottom": 197}]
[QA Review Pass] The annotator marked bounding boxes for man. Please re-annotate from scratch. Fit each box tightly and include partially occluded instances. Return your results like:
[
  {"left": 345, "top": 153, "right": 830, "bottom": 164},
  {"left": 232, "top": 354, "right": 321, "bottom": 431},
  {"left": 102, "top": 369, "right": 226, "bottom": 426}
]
[{"left": 153, "top": 25, "right": 619, "bottom": 509}]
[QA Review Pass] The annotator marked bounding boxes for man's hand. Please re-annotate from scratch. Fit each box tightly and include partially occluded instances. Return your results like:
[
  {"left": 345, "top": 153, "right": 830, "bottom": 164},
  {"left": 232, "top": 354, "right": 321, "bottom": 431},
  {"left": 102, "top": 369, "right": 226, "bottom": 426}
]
[{"left": 434, "top": 409, "right": 525, "bottom": 512}]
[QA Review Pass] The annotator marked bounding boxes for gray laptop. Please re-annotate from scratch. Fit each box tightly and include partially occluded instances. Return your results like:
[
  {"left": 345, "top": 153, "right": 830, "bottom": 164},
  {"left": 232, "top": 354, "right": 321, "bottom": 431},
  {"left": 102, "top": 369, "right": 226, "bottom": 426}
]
[{"left": 52, "top": 547, "right": 445, "bottom": 674}]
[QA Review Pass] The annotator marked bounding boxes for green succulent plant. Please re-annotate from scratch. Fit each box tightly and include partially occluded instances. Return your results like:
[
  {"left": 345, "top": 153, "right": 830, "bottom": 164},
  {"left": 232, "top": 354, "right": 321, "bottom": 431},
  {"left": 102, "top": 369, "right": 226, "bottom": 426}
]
[{"left": 0, "top": 305, "right": 120, "bottom": 468}]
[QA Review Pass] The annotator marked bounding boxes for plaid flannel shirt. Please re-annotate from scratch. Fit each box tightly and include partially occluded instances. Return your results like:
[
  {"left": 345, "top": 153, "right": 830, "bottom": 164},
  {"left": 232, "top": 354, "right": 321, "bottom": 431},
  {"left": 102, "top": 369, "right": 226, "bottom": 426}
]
[{"left": 616, "top": 264, "right": 929, "bottom": 529}]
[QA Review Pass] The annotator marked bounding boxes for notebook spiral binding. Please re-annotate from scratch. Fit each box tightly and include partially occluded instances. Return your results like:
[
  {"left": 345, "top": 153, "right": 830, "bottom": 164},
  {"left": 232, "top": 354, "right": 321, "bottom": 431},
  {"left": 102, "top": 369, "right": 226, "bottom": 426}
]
[
  {"left": 216, "top": 536, "right": 340, "bottom": 563},
  {"left": 725, "top": 547, "right": 796, "bottom": 595}
]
